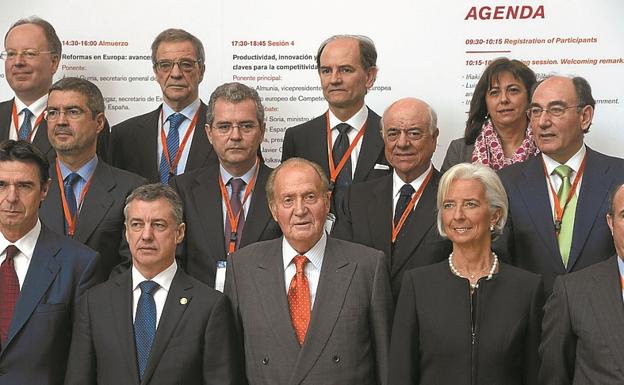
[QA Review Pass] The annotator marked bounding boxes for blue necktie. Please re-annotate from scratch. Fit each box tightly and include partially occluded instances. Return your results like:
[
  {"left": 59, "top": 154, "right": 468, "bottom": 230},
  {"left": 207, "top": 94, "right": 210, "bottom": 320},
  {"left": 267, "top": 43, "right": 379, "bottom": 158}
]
[
  {"left": 19, "top": 109, "right": 33, "bottom": 141},
  {"left": 63, "top": 173, "right": 80, "bottom": 221},
  {"left": 394, "top": 184, "right": 415, "bottom": 226},
  {"left": 134, "top": 280, "right": 159, "bottom": 380},
  {"left": 332, "top": 123, "right": 353, "bottom": 188},
  {"left": 159, "top": 113, "right": 185, "bottom": 184}
]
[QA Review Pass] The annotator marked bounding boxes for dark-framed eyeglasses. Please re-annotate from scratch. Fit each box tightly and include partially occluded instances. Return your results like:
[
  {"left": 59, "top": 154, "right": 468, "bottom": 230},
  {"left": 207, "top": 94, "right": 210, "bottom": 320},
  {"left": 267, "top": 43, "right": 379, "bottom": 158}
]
[
  {"left": 44, "top": 107, "right": 88, "bottom": 121},
  {"left": 154, "top": 59, "right": 201, "bottom": 73}
]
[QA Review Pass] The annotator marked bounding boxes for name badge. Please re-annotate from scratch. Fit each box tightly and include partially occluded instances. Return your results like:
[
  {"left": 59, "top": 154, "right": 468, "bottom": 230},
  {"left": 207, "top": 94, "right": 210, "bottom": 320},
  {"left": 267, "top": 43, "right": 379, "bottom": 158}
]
[
  {"left": 215, "top": 260, "right": 227, "bottom": 292},
  {"left": 324, "top": 212, "right": 336, "bottom": 234}
]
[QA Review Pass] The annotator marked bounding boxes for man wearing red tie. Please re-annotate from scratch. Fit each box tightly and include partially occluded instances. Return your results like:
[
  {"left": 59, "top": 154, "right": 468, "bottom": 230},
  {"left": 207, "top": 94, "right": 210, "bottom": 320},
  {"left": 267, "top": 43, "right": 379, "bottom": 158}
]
[{"left": 225, "top": 157, "right": 393, "bottom": 385}]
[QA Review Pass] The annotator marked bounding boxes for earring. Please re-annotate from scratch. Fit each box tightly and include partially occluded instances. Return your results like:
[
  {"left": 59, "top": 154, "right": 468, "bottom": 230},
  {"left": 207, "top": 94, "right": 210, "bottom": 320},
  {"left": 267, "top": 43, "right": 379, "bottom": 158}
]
[{"left": 489, "top": 224, "right": 495, "bottom": 232}]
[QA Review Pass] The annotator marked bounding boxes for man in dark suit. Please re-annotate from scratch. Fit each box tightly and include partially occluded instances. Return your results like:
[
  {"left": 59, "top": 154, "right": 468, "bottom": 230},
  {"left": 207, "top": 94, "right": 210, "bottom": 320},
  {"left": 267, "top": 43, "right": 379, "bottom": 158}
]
[
  {"left": 0, "top": 140, "right": 101, "bottom": 385},
  {"left": 1, "top": 17, "right": 108, "bottom": 164},
  {"left": 39, "top": 77, "right": 146, "bottom": 276},
  {"left": 539, "top": 183, "right": 624, "bottom": 385},
  {"left": 496, "top": 75, "right": 624, "bottom": 293},
  {"left": 281, "top": 35, "right": 390, "bottom": 212},
  {"left": 109, "top": 28, "right": 217, "bottom": 183},
  {"left": 65, "top": 184, "right": 244, "bottom": 385},
  {"left": 171, "top": 82, "right": 280, "bottom": 289},
  {"left": 225, "top": 158, "right": 393, "bottom": 385},
  {"left": 333, "top": 98, "right": 451, "bottom": 299}
]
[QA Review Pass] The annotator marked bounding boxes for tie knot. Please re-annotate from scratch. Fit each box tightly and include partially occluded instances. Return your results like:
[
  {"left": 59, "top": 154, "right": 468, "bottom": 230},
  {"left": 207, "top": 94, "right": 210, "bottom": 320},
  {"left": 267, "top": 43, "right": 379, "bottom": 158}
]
[
  {"left": 139, "top": 280, "right": 159, "bottom": 295},
  {"left": 65, "top": 172, "right": 80, "bottom": 186},
  {"left": 554, "top": 165, "right": 573, "bottom": 179},
  {"left": 21, "top": 108, "right": 33, "bottom": 120},
  {"left": 229, "top": 178, "right": 246, "bottom": 194},
  {"left": 335, "top": 123, "right": 351, "bottom": 135},
  {"left": 293, "top": 255, "right": 308, "bottom": 273},
  {"left": 168, "top": 113, "right": 185, "bottom": 130},
  {"left": 399, "top": 183, "right": 415, "bottom": 197},
  {"left": 4, "top": 245, "right": 18, "bottom": 260}
]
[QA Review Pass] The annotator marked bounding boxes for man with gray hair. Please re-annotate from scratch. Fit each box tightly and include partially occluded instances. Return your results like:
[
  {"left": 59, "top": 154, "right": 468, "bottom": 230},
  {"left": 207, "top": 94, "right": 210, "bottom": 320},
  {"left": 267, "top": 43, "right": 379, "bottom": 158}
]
[
  {"left": 110, "top": 28, "right": 217, "bottom": 184},
  {"left": 171, "top": 82, "right": 280, "bottom": 290},
  {"left": 65, "top": 183, "right": 244, "bottom": 385},
  {"left": 333, "top": 97, "right": 451, "bottom": 300},
  {"left": 281, "top": 35, "right": 390, "bottom": 213}
]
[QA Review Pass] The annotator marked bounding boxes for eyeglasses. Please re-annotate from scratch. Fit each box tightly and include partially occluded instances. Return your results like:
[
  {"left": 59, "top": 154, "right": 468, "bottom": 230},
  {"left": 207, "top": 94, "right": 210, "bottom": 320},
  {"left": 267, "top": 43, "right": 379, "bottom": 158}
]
[
  {"left": 212, "top": 122, "right": 260, "bottom": 135},
  {"left": 44, "top": 107, "right": 87, "bottom": 121},
  {"left": 384, "top": 128, "right": 427, "bottom": 142},
  {"left": 526, "top": 105, "right": 582, "bottom": 119},
  {"left": 0, "top": 49, "right": 56, "bottom": 60},
  {"left": 154, "top": 59, "right": 201, "bottom": 73}
]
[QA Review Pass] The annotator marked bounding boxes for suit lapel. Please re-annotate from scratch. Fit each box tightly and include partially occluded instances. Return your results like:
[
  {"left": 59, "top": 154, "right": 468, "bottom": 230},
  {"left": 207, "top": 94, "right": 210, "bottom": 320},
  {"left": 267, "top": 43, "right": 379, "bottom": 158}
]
[
  {"left": 0, "top": 100, "right": 13, "bottom": 140},
  {"left": 568, "top": 148, "right": 611, "bottom": 270},
  {"left": 289, "top": 239, "right": 356, "bottom": 385},
  {"left": 366, "top": 175, "right": 393, "bottom": 258},
  {"left": 40, "top": 165, "right": 66, "bottom": 235},
  {"left": 74, "top": 162, "right": 115, "bottom": 243},
  {"left": 3, "top": 226, "right": 61, "bottom": 350},
  {"left": 31, "top": 119, "right": 52, "bottom": 155},
  {"left": 141, "top": 270, "right": 193, "bottom": 384},
  {"left": 309, "top": 114, "right": 331, "bottom": 175},
  {"left": 240, "top": 164, "right": 273, "bottom": 247},
  {"left": 139, "top": 108, "right": 161, "bottom": 182},
  {"left": 192, "top": 165, "right": 226, "bottom": 257},
  {"left": 109, "top": 270, "right": 140, "bottom": 383},
  {"left": 588, "top": 256, "right": 624, "bottom": 372},
  {"left": 353, "top": 109, "right": 383, "bottom": 182}
]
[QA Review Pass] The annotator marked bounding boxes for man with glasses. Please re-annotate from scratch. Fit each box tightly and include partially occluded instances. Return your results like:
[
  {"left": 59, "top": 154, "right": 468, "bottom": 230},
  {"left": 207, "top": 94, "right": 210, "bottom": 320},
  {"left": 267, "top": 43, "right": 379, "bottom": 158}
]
[
  {"left": 495, "top": 75, "right": 624, "bottom": 294},
  {"left": 1, "top": 17, "right": 109, "bottom": 163},
  {"left": 39, "top": 77, "right": 146, "bottom": 276},
  {"left": 333, "top": 98, "right": 450, "bottom": 300},
  {"left": 170, "top": 82, "right": 280, "bottom": 290},
  {"left": 109, "top": 28, "right": 217, "bottom": 184}
]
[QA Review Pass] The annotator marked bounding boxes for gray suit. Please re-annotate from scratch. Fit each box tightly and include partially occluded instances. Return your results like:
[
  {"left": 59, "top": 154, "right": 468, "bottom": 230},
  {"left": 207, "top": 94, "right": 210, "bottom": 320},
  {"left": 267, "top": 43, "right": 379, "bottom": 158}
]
[
  {"left": 539, "top": 256, "right": 624, "bottom": 385},
  {"left": 225, "top": 237, "right": 393, "bottom": 385}
]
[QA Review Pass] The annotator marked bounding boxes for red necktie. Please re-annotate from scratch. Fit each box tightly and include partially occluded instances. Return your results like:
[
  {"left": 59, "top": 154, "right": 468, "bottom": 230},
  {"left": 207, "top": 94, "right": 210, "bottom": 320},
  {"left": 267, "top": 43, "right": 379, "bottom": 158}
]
[
  {"left": 288, "top": 255, "right": 310, "bottom": 345},
  {"left": 0, "top": 245, "right": 20, "bottom": 343}
]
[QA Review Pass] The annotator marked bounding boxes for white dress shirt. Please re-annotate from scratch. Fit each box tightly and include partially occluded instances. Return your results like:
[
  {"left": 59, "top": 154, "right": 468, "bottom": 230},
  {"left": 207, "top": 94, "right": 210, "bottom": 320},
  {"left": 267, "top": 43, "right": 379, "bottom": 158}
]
[
  {"left": 11, "top": 94, "right": 47, "bottom": 141},
  {"left": 282, "top": 232, "right": 327, "bottom": 309},
  {"left": 132, "top": 261, "right": 177, "bottom": 328},
  {"left": 0, "top": 220, "right": 42, "bottom": 289},
  {"left": 327, "top": 104, "right": 369, "bottom": 178},
  {"left": 391, "top": 164, "right": 432, "bottom": 215},
  {"left": 542, "top": 144, "right": 586, "bottom": 217},
  {"left": 157, "top": 99, "right": 200, "bottom": 175}
]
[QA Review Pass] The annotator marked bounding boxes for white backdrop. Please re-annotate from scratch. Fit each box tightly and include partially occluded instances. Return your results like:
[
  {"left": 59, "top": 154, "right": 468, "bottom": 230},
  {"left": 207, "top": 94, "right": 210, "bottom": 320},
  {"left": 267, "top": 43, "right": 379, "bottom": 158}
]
[{"left": 2, "top": 0, "right": 623, "bottom": 167}]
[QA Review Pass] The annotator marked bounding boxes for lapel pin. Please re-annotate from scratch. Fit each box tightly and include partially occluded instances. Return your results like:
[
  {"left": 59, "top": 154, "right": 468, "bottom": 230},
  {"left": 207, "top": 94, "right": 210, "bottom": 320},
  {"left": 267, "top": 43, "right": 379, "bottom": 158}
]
[{"left": 179, "top": 297, "right": 188, "bottom": 305}]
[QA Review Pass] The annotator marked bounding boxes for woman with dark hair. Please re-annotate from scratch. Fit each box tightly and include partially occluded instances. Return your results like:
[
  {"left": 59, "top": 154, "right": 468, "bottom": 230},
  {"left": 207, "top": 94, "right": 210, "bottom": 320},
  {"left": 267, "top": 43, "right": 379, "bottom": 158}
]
[{"left": 441, "top": 58, "right": 538, "bottom": 172}]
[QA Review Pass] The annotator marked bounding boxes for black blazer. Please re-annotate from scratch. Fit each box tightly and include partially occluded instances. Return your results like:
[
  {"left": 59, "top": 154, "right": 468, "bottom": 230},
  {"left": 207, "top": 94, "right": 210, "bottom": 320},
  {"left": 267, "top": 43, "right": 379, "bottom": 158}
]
[
  {"left": 494, "top": 148, "right": 624, "bottom": 293},
  {"left": 170, "top": 162, "right": 281, "bottom": 287},
  {"left": 64, "top": 266, "right": 245, "bottom": 385},
  {"left": 40, "top": 160, "right": 146, "bottom": 275},
  {"left": 389, "top": 260, "right": 544, "bottom": 385},
  {"left": 332, "top": 171, "right": 451, "bottom": 300},
  {"left": 109, "top": 102, "right": 218, "bottom": 183}
]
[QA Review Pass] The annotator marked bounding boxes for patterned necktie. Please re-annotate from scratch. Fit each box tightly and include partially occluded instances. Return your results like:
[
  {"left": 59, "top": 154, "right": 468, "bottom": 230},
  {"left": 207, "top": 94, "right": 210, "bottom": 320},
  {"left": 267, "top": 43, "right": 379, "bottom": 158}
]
[
  {"left": 394, "top": 184, "right": 416, "bottom": 226},
  {"left": 554, "top": 165, "right": 576, "bottom": 266},
  {"left": 288, "top": 255, "right": 310, "bottom": 346},
  {"left": 134, "top": 280, "right": 159, "bottom": 380},
  {"left": 159, "top": 113, "right": 185, "bottom": 184},
  {"left": 0, "top": 245, "right": 20, "bottom": 344},
  {"left": 224, "top": 178, "right": 247, "bottom": 252},
  {"left": 64, "top": 173, "right": 81, "bottom": 220},
  {"left": 18, "top": 108, "right": 33, "bottom": 141},
  {"left": 332, "top": 123, "right": 353, "bottom": 188}
]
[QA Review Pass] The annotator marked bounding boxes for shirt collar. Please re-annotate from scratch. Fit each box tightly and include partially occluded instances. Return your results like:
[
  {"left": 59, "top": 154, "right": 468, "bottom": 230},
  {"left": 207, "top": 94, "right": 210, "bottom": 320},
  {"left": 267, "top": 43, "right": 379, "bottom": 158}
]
[
  {"left": 0, "top": 219, "right": 42, "bottom": 261},
  {"left": 282, "top": 232, "right": 327, "bottom": 272},
  {"left": 392, "top": 164, "right": 432, "bottom": 199},
  {"left": 132, "top": 260, "right": 178, "bottom": 293},
  {"left": 542, "top": 144, "right": 586, "bottom": 176},
  {"left": 58, "top": 155, "right": 99, "bottom": 181},
  {"left": 162, "top": 98, "right": 200, "bottom": 121},
  {"left": 14, "top": 94, "right": 48, "bottom": 118},
  {"left": 327, "top": 104, "right": 368, "bottom": 132},
  {"left": 219, "top": 161, "right": 258, "bottom": 186}
]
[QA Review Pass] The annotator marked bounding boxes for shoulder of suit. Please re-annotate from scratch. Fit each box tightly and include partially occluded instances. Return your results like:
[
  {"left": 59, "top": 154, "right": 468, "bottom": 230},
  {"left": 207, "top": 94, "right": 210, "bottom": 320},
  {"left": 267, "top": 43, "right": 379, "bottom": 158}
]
[
  {"left": 285, "top": 113, "right": 326, "bottom": 135},
  {"left": 42, "top": 224, "right": 98, "bottom": 260},
  {"left": 327, "top": 237, "right": 384, "bottom": 262},
  {"left": 231, "top": 238, "right": 281, "bottom": 261},
  {"left": 497, "top": 261, "right": 542, "bottom": 285},
  {"left": 496, "top": 154, "right": 539, "bottom": 181},
  {"left": 100, "top": 161, "right": 148, "bottom": 186},
  {"left": 180, "top": 271, "right": 228, "bottom": 303},
  {"left": 111, "top": 107, "right": 160, "bottom": 132},
  {"left": 560, "top": 256, "right": 616, "bottom": 286},
  {"left": 171, "top": 162, "right": 219, "bottom": 188}
]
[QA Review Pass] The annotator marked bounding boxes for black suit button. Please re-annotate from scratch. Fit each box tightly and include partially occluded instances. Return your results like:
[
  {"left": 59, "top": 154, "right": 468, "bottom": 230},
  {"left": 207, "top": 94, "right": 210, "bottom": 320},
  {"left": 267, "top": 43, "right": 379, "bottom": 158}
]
[
  {"left": 333, "top": 355, "right": 340, "bottom": 363},
  {"left": 262, "top": 357, "right": 269, "bottom": 365}
]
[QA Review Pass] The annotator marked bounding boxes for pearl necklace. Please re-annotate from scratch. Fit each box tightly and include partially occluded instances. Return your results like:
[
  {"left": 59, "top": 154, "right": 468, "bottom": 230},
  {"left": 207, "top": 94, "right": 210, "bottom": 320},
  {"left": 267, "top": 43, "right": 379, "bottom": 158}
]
[{"left": 448, "top": 252, "right": 499, "bottom": 290}]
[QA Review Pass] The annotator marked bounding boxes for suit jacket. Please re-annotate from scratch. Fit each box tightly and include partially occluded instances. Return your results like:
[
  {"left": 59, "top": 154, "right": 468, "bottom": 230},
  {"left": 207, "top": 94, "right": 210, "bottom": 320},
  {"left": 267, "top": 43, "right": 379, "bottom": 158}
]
[
  {"left": 109, "top": 102, "right": 217, "bottom": 183},
  {"left": 64, "top": 266, "right": 245, "bottom": 385},
  {"left": 539, "top": 256, "right": 624, "bottom": 385},
  {"left": 225, "top": 237, "right": 393, "bottom": 385},
  {"left": 494, "top": 148, "right": 624, "bottom": 293},
  {"left": 332, "top": 171, "right": 451, "bottom": 300},
  {"left": 40, "top": 160, "right": 146, "bottom": 275},
  {"left": 441, "top": 137, "right": 474, "bottom": 173},
  {"left": 0, "top": 98, "right": 110, "bottom": 164},
  {"left": 170, "top": 163, "right": 281, "bottom": 287},
  {"left": 0, "top": 224, "right": 101, "bottom": 385}
]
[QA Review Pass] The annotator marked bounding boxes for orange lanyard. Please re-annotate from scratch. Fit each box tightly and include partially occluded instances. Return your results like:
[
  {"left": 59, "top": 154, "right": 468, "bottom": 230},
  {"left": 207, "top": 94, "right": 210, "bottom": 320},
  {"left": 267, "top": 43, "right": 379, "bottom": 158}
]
[
  {"left": 620, "top": 274, "right": 624, "bottom": 290},
  {"left": 12, "top": 102, "right": 44, "bottom": 142},
  {"left": 325, "top": 111, "right": 367, "bottom": 189},
  {"left": 542, "top": 155, "right": 586, "bottom": 234},
  {"left": 218, "top": 160, "right": 259, "bottom": 254},
  {"left": 55, "top": 160, "right": 94, "bottom": 237},
  {"left": 391, "top": 168, "right": 433, "bottom": 243},
  {"left": 159, "top": 108, "right": 200, "bottom": 177}
]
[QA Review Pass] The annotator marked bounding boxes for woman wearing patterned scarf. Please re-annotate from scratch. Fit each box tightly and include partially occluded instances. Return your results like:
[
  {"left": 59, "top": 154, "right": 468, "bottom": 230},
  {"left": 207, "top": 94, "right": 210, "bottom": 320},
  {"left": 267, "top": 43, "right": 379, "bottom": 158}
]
[{"left": 442, "top": 58, "right": 538, "bottom": 172}]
